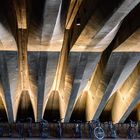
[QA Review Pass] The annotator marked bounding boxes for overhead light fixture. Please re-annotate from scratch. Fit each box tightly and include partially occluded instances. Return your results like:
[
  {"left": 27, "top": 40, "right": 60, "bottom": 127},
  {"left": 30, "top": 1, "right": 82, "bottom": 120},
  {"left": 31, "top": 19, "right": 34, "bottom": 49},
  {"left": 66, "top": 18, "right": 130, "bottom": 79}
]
[{"left": 76, "top": 17, "right": 81, "bottom": 26}]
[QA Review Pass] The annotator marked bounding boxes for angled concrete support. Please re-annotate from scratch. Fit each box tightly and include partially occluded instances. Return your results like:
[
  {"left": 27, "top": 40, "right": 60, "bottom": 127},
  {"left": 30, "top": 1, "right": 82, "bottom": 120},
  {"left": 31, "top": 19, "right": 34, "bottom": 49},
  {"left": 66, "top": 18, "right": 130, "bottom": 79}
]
[
  {"left": 119, "top": 91, "right": 140, "bottom": 123},
  {"left": 93, "top": 54, "right": 140, "bottom": 120},
  {"left": 89, "top": 0, "right": 140, "bottom": 49},
  {"left": 64, "top": 52, "right": 101, "bottom": 122},
  {"left": 93, "top": 27, "right": 140, "bottom": 120},
  {"left": 112, "top": 62, "right": 140, "bottom": 123},
  {"left": 0, "top": 52, "right": 14, "bottom": 122},
  {"left": 36, "top": 52, "right": 47, "bottom": 121},
  {"left": 41, "top": 0, "right": 61, "bottom": 44},
  {"left": 63, "top": 1, "right": 140, "bottom": 122},
  {"left": 110, "top": 56, "right": 140, "bottom": 97},
  {"left": 72, "top": 0, "right": 140, "bottom": 52},
  {"left": 43, "top": 53, "right": 59, "bottom": 100}
]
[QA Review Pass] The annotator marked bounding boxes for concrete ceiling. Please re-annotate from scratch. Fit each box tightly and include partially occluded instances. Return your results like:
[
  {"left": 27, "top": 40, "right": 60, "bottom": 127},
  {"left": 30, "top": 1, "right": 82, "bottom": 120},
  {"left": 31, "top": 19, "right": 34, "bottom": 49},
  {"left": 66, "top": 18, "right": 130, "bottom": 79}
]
[{"left": 0, "top": 0, "right": 140, "bottom": 123}]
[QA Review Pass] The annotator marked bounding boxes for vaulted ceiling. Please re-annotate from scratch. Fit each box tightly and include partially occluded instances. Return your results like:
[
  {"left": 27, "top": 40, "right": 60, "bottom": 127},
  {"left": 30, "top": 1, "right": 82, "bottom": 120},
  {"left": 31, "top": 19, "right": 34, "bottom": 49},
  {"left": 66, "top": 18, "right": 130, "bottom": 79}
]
[{"left": 0, "top": 0, "right": 140, "bottom": 123}]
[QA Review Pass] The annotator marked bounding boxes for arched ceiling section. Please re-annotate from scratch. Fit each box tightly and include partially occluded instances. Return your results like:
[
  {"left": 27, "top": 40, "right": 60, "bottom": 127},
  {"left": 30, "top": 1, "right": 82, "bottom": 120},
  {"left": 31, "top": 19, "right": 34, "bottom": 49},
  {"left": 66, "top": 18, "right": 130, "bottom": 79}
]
[
  {"left": 16, "top": 91, "right": 35, "bottom": 122},
  {"left": 43, "top": 90, "right": 60, "bottom": 122}
]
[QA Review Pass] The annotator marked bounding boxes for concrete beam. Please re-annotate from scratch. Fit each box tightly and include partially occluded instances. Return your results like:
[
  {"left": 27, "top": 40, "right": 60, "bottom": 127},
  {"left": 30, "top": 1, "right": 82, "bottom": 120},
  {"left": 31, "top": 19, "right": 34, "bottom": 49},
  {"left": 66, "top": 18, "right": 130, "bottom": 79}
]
[
  {"left": 37, "top": 52, "right": 48, "bottom": 121},
  {"left": 61, "top": 52, "right": 81, "bottom": 120},
  {"left": 72, "top": 0, "right": 140, "bottom": 52},
  {"left": 43, "top": 30, "right": 71, "bottom": 120},
  {"left": 80, "top": 1, "right": 139, "bottom": 119},
  {"left": 85, "top": 58, "right": 106, "bottom": 121},
  {"left": 89, "top": 0, "right": 140, "bottom": 49},
  {"left": 36, "top": 52, "right": 47, "bottom": 122},
  {"left": 65, "top": 1, "right": 139, "bottom": 119},
  {"left": 92, "top": 26, "right": 140, "bottom": 119},
  {"left": 110, "top": 56, "right": 140, "bottom": 97},
  {"left": 0, "top": 52, "right": 14, "bottom": 122},
  {"left": 64, "top": 52, "right": 100, "bottom": 122},
  {"left": 12, "top": 29, "right": 37, "bottom": 121},
  {"left": 64, "top": 52, "right": 86, "bottom": 122},
  {"left": 119, "top": 91, "right": 140, "bottom": 123},
  {"left": 43, "top": 52, "right": 59, "bottom": 99},
  {"left": 114, "top": 28, "right": 140, "bottom": 52},
  {"left": 11, "top": 0, "right": 38, "bottom": 122},
  {"left": 25, "top": 52, "right": 47, "bottom": 122},
  {"left": 27, "top": 0, "right": 68, "bottom": 52},
  {"left": 41, "top": 0, "right": 61, "bottom": 45},
  {"left": 112, "top": 62, "right": 140, "bottom": 123},
  {"left": 93, "top": 54, "right": 140, "bottom": 120}
]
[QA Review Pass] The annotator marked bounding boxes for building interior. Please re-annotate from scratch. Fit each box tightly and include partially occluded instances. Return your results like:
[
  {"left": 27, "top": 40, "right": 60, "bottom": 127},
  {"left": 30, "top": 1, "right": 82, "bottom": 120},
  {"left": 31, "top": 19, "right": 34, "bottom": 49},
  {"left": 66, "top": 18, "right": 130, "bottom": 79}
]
[{"left": 0, "top": 0, "right": 140, "bottom": 138}]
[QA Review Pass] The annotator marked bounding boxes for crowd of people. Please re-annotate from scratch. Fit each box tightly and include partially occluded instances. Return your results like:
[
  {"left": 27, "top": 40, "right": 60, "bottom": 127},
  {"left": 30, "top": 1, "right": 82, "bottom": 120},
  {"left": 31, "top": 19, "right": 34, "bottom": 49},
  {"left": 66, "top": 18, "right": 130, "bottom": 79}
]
[{"left": 0, "top": 119, "right": 138, "bottom": 139}]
